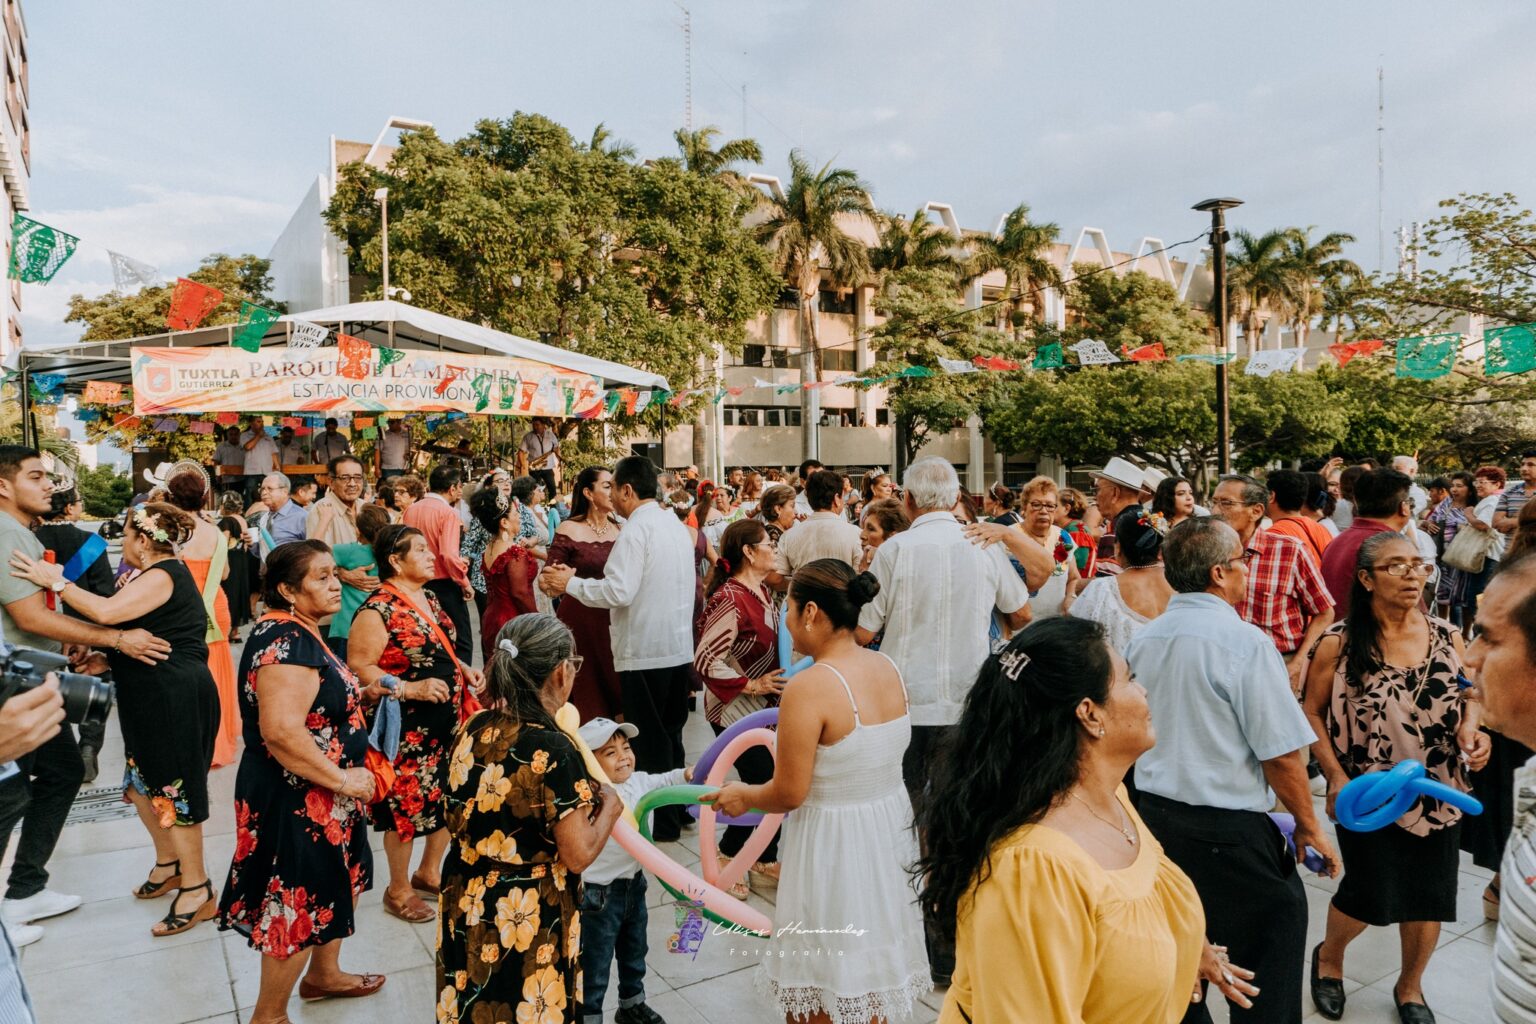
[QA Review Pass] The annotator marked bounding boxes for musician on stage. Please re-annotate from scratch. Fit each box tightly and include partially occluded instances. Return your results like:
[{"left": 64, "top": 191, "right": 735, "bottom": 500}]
[{"left": 520, "top": 417, "right": 560, "bottom": 496}]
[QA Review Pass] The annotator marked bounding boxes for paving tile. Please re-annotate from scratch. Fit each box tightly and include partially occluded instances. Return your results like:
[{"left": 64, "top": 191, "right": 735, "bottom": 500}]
[
  {"left": 27, "top": 929, "right": 234, "bottom": 1024},
  {"left": 289, "top": 961, "right": 437, "bottom": 1023},
  {"left": 19, "top": 891, "right": 222, "bottom": 974}
]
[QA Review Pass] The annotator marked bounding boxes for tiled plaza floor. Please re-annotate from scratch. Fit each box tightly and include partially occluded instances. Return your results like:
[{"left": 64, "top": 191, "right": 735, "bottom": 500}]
[{"left": 13, "top": 629, "right": 1500, "bottom": 1023}]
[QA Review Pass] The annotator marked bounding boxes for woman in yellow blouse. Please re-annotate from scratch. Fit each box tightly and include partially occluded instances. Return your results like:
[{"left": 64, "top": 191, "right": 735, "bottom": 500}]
[{"left": 917, "top": 617, "right": 1260, "bottom": 1024}]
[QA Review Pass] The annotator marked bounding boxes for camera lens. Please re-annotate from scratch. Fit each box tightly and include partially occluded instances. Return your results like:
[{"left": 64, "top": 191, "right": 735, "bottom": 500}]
[{"left": 55, "top": 673, "right": 113, "bottom": 728}]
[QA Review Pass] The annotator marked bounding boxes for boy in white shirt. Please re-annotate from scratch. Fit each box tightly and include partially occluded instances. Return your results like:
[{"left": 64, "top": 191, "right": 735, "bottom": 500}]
[{"left": 577, "top": 718, "right": 692, "bottom": 1024}]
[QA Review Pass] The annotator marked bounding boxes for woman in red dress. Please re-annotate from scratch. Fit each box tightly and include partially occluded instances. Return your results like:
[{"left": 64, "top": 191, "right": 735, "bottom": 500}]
[
  {"left": 469, "top": 486, "right": 538, "bottom": 664},
  {"left": 547, "top": 466, "right": 624, "bottom": 720}
]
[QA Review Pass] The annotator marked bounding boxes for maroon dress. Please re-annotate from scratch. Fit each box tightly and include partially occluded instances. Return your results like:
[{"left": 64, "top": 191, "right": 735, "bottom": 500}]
[
  {"left": 548, "top": 531, "right": 623, "bottom": 720},
  {"left": 479, "top": 543, "right": 539, "bottom": 664}
]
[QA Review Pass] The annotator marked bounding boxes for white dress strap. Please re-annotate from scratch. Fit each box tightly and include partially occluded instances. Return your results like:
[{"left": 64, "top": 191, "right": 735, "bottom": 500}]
[
  {"left": 874, "top": 650, "right": 911, "bottom": 711},
  {"left": 822, "top": 663, "right": 862, "bottom": 725}
]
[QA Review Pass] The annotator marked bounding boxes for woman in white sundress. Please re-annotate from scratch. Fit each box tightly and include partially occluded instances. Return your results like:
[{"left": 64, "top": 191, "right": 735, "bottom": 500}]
[
  {"left": 705, "top": 557, "right": 930, "bottom": 1024},
  {"left": 1069, "top": 508, "right": 1173, "bottom": 655}
]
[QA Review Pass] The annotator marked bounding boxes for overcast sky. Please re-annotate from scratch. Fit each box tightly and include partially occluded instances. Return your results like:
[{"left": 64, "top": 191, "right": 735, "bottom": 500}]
[{"left": 18, "top": 0, "right": 1536, "bottom": 350}]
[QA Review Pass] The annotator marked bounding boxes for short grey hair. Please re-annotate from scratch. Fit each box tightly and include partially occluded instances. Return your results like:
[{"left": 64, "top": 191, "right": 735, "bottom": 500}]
[
  {"left": 1392, "top": 455, "right": 1418, "bottom": 475},
  {"left": 1163, "top": 517, "right": 1240, "bottom": 594},
  {"left": 1219, "top": 474, "right": 1268, "bottom": 509},
  {"left": 262, "top": 472, "right": 290, "bottom": 492},
  {"left": 904, "top": 456, "right": 960, "bottom": 512}
]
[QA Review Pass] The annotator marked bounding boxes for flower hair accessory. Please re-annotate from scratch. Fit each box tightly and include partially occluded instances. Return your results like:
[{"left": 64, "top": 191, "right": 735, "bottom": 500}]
[
  {"left": 998, "top": 648, "right": 1031, "bottom": 681},
  {"left": 498, "top": 638, "right": 519, "bottom": 659},
  {"left": 131, "top": 505, "right": 172, "bottom": 545},
  {"left": 1141, "top": 511, "right": 1170, "bottom": 537},
  {"left": 495, "top": 490, "right": 510, "bottom": 514},
  {"left": 715, "top": 556, "right": 732, "bottom": 574}
]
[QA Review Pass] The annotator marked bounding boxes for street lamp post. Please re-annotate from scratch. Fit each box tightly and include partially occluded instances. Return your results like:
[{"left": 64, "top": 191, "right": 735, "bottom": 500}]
[
  {"left": 1193, "top": 198, "right": 1242, "bottom": 475},
  {"left": 373, "top": 187, "right": 390, "bottom": 300}
]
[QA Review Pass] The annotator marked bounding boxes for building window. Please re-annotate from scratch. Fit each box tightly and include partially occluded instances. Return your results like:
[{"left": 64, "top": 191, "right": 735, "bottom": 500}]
[
  {"left": 822, "top": 348, "right": 856, "bottom": 373},
  {"left": 819, "top": 289, "right": 856, "bottom": 315},
  {"left": 775, "top": 287, "right": 799, "bottom": 310},
  {"left": 875, "top": 408, "right": 890, "bottom": 426}
]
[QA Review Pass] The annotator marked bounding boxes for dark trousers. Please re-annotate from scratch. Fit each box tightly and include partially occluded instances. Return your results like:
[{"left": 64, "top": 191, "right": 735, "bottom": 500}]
[
  {"left": 1138, "top": 793, "right": 1308, "bottom": 1024},
  {"left": 0, "top": 725, "right": 86, "bottom": 899},
  {"left": 530, "top": 469, "right": 557, "bottom": 498},
  {"left": 620, "top": 663, "right": 691, "bottom": 841},
  {"left": 577, "top": 872, "right": 650, "bottom": 1021},
  {"left": 902, "top": 723, "right": 954, "bottom": 982},
  {"left": 709, "top": 721, "right": 780, "bottom": 863},
  {"left": 425, "top": 579, "right": 474, "bottom": 665}
]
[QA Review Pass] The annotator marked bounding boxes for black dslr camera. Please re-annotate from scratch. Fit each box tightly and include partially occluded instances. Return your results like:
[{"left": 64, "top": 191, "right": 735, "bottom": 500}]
[{"left": 0, "top": 642, "right": 113, "bottom": 729}]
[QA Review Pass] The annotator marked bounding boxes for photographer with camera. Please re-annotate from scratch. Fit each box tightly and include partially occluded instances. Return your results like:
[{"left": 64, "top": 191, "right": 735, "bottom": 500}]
[{"left": 0, "top": 446, "right": 171, "bottom": 946}]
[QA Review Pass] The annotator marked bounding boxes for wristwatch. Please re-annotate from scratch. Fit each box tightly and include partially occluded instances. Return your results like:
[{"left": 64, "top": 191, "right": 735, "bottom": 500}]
[{"left": 50, "top": 579, "right": 66, "bottom": 594}]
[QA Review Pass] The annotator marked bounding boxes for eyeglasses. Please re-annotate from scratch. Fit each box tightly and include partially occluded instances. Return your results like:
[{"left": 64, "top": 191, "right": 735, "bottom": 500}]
[
  {"left": 1210, "top": 498, "right": 1257, "bottom": 510},
  {"left": 1373, "top": 561, "right": 1435, "bottom": 578},
  {"left": 1223, "top": 555, "right": 1248, "bottom": 570},
  {"left": 333, "top": 474, "right": 365, "bottom": 484},
  {"left": 566, "top": 656, "right": 585, "bottom": 674},
  {"left": 1026, "top": 502, "right": 1058, "bottom": 512}
]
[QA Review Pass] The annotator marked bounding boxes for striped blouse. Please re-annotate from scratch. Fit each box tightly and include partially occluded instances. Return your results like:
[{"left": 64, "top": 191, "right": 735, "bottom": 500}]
[
  {"left": 1495, "top": 755, "right": 1536, "bottom": 1021},
  {"left": 693, "top": 577, "right": 780, "bottom": 727}
]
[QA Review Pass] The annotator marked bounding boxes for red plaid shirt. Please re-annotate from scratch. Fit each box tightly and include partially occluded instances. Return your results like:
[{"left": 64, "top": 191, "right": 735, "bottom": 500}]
[{"left": 1237, "top": 525, "right": 1334, "bottom": 654}]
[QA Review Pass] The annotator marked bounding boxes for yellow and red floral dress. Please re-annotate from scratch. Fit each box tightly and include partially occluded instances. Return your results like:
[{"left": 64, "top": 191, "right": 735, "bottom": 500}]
[
  {"left": 358, "top": 586, "right": 468, "bottom": 840},
  {"left": 217, "top": 617, "right": 373, "bottom": 958},
  {"left": 437, "top": 710, "right": 596, "bottom": 1024}
]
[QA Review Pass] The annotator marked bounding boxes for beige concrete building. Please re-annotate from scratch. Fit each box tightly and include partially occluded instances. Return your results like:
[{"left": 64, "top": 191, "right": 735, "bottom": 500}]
[{"left": 0, "top": 0, "right": 29, "bottom": 360}]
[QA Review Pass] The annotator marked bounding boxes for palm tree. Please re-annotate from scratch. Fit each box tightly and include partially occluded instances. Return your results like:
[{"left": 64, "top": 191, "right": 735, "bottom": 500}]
[
  {"left": 1226, "top": 228, "right": 1299, "bottom": 355},
  {"left": 1319, "top": 272, "right": 1372, "bottom": 341},
  {"left": 756, "top": 151, "right": 874, "bottom": 457},
  {"left": 674, "top": 126, "right": 763, "bottom": 180},
  {"left": 587, "top": 123, "right": 636, "bottom": 162},
  {"left": 869, "top": 208, "right": 966, "bottom": 285},
  {"left": 968, "top": 204, "right": 1061, "bottom": 339},
  {"left": 1285, "top": 227, "right": 1363, "bottom": 349}
]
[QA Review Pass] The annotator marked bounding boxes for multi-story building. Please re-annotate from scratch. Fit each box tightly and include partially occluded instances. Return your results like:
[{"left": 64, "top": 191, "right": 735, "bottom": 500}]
[
  {"left": 267, "top": 119, "right": 1235, "bottom": 487},
  {"left": 0, "top": 0, "right": 29, "bottom": 361}
]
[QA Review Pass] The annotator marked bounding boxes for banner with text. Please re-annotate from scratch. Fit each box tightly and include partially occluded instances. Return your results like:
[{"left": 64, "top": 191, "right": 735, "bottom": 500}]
[{"left": 130, "top": 346, "right": 603, "bottom": 418}]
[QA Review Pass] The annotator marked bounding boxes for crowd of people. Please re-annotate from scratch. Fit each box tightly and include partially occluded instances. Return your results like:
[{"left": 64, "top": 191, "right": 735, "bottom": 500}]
[{"left": 1, "top": 432, "right": 1536, "bottom": 1024}]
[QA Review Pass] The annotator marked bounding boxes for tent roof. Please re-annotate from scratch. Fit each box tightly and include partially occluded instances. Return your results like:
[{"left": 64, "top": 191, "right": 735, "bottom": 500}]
[{"left": 13, "top": 299, "right": 669, "bottom": 391}]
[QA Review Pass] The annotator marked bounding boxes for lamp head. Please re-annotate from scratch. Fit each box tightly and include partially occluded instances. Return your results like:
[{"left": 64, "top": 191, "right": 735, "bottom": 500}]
[
  {"left": 373, "top": 187, "right": 389, "bottom": 205},
  {"left": 1193, "top": 197, "right": 1244, "bottom": 213}
]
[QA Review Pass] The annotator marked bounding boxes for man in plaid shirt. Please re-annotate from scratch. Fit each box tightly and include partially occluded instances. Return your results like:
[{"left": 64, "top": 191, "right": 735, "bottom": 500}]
[{"left": 1212, "top": 474, "right": 1335, "bottom": 694}]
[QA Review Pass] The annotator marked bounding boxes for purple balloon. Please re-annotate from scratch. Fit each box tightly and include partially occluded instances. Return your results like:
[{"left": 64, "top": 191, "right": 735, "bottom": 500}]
[{"left": 685, "top": 707, "right": 781, "bottom": 825}]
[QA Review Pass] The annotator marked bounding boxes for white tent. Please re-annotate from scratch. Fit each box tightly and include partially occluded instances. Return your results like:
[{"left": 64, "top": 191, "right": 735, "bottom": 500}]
[{"left": 13, "top": 299, "right": 669, "bottom": 391}]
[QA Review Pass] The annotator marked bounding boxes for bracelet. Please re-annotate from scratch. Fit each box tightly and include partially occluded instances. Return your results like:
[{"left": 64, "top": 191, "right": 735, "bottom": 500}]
[
  {"left": 332, "top": 765, "right": 350, "bottom": 794},
  {"left": 112, "top": 631, "right": 123, "bottom": 652}
]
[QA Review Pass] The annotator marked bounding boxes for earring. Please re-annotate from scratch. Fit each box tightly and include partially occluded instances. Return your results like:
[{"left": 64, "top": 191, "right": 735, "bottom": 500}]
[{"left": 1098, "top": 728, "right": 1106, "bottom": 737}]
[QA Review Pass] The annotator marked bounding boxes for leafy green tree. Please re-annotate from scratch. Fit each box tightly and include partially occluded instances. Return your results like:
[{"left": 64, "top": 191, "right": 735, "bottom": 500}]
[
  {"left": 755, "top": 151, "right": 874, "bottom": 458},
  {"left": 967, "top": 204, "right": 1060, "bottom": 338},
  {"left": 869, "top": 267, "right": 1009, "bottom": 468},
  {"left": 64, "top": 253, "right": 281, "bottom": 342},
  {"left": 672, "top": 126, "right": 763, "bottom": 181},
  {"left": 76, "top": 463, "right": 134, "bottom": 518},
  {"left": 1284, "top": 227, "right": 1362, "bottom": 349},
  {"left": 324, "top": 115, "right": 779, "bottom": 449}
]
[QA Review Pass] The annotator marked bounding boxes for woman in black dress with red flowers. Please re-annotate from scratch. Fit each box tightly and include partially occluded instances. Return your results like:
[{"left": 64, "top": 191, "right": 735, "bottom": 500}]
[
  {"left": 215, "top": 540, "right": 384, "bottom": 1024},
  {"left": 349, "top": 524, "right": 479, "bottom": 924}
]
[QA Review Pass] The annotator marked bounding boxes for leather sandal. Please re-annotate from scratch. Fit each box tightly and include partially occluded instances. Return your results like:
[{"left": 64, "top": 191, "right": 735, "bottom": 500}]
[
  {"left": 383, "top": 888, "right": 436, "bottom": 923},
  {"left": 298, "top": 972, "right": 387, "bottom": 1000},
  {"left": 134, "top": 859, "right": 181, "bottom": 899},
  {"left": 717, "top": 856, "right": 749, "bottom": 900},
  {"left": 1310, "top": 942, "right": 1345, "bottom": 1020},
  {"left": 409, "top": 871, "right": 441, "bottom": 896},
  {"left": 1485, "top": 880, "right": 1501, "bottom": 922},
  {"left": 748, "top": 861, "right": 780, "bottom": 891},
  {"left": 152, "top": 880, "right": 217, "bottom": 937}
]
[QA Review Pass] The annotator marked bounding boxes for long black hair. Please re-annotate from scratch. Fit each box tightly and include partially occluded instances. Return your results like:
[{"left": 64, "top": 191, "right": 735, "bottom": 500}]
[
  {"left": 914, "top": 617, "right": 1114, "bottom": 943},
  {"left": 1342, "top": 531, "right": 1417, "bottom": 688},
  {"left": 1151, "top": 475, "right": 1191, "bottom": 519}
]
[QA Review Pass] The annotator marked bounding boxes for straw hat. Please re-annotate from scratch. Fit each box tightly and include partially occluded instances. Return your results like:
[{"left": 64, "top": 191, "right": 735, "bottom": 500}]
[{"left": 1089, "top": 457, "right": 1146, "bottom": 493}]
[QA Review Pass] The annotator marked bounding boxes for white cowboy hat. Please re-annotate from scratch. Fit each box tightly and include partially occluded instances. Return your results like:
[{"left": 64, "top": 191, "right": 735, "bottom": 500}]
[
  {"left": 1090, "top": 457, "right": 1146, "bottom": 493},
  {"left": 1141, "top": 467, "right": 1167, "bottom": 492}
]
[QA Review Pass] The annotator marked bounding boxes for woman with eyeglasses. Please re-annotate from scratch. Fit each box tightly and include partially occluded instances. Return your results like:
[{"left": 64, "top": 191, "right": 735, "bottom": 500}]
[
  {"left": 1301, "top": 531, "right": 1490, "bottom": 1022},
  {"left": 966, "top": 477, "right": 1079, "bottom": 620}
]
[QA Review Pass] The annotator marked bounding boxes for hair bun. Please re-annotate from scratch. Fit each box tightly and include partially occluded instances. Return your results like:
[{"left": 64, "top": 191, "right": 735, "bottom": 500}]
[{"left": 847, "top": 570, "right": 881, "bottom": 607}]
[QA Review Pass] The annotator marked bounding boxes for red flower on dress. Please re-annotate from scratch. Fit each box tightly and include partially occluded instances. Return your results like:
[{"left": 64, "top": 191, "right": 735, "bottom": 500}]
[
  {"left": 304, "top": 787, "right": 334, "bottom": 826},
  {"left": 305, "top": 712, "right": 327, "bottom": 731},
  {"left": 234, "top": 800, "right": 258, "bottom": 862}
]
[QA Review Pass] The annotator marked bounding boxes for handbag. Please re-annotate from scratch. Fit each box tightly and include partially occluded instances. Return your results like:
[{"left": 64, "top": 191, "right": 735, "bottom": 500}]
[
  {"left": 260, "top": 610, "right": 393, "bottom": 803},
  {"left": 1442, "top": 524, "right": 1492, "bottom": 574},
  {"left": 379, "top": 582, "right": 483, "bottom": 724}
]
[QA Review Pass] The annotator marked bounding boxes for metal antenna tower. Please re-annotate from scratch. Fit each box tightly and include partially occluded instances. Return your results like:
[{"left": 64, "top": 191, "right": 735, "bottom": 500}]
[
  {"left": 673, "top": 3, "right": 693, "bottom": 131},
  {"left": 1377, "top": 65, "right": 1385, "bottom": 272}
]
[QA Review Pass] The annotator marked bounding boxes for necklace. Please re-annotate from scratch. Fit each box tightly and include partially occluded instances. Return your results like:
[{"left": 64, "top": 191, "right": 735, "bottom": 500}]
[
  {"left": 1071, "top": 790, "right": 1137, "bottom": 845},
  {"left": 587, "top": 516, "right": 614, "bottom": 539}
]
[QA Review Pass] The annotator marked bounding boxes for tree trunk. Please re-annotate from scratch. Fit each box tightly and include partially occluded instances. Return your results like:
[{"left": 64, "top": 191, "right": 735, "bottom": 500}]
[
  {"left": 797, "top": 268, "right": 822, "bottom": 462},
  {"left": 691, "top": 353, "right": 708, "bottom": 470}
]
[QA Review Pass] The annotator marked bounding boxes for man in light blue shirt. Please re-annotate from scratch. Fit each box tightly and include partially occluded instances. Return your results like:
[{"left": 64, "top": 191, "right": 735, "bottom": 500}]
[
  {"left": 1127, "top": 517, "right": 1338, "bottom": 1023},
  {"left": 256, "top": 474, "right": 307, "bottom": 548}
]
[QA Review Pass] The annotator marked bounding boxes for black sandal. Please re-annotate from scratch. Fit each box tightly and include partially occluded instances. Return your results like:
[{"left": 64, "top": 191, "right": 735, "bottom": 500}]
[
  {"left": 152, "top": 880, "right": 217, "bottom": 937},
  {"left": 134, "top": 859, "right": 181, "bottom": 899}
]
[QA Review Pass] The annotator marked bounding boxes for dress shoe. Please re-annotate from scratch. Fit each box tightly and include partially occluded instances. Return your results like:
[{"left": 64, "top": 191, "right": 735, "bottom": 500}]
[
  {"left": 1310, "top": 942, "right": 1345, "bottom": 1020},
  {"left": 1395, "top": 991, "right": 1436, "bottom": 1023}
]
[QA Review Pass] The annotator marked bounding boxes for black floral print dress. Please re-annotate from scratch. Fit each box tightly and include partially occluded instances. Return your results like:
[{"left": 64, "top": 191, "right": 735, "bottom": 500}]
[
  {"left": 358, "top": 586, "right": 468, "bottom": 840},
  {"left": 437, "top": 711, "right": 596, "bottom": 1024},
  {"left": 217, "top": 617, "right": 373, "bottom": 958}
]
